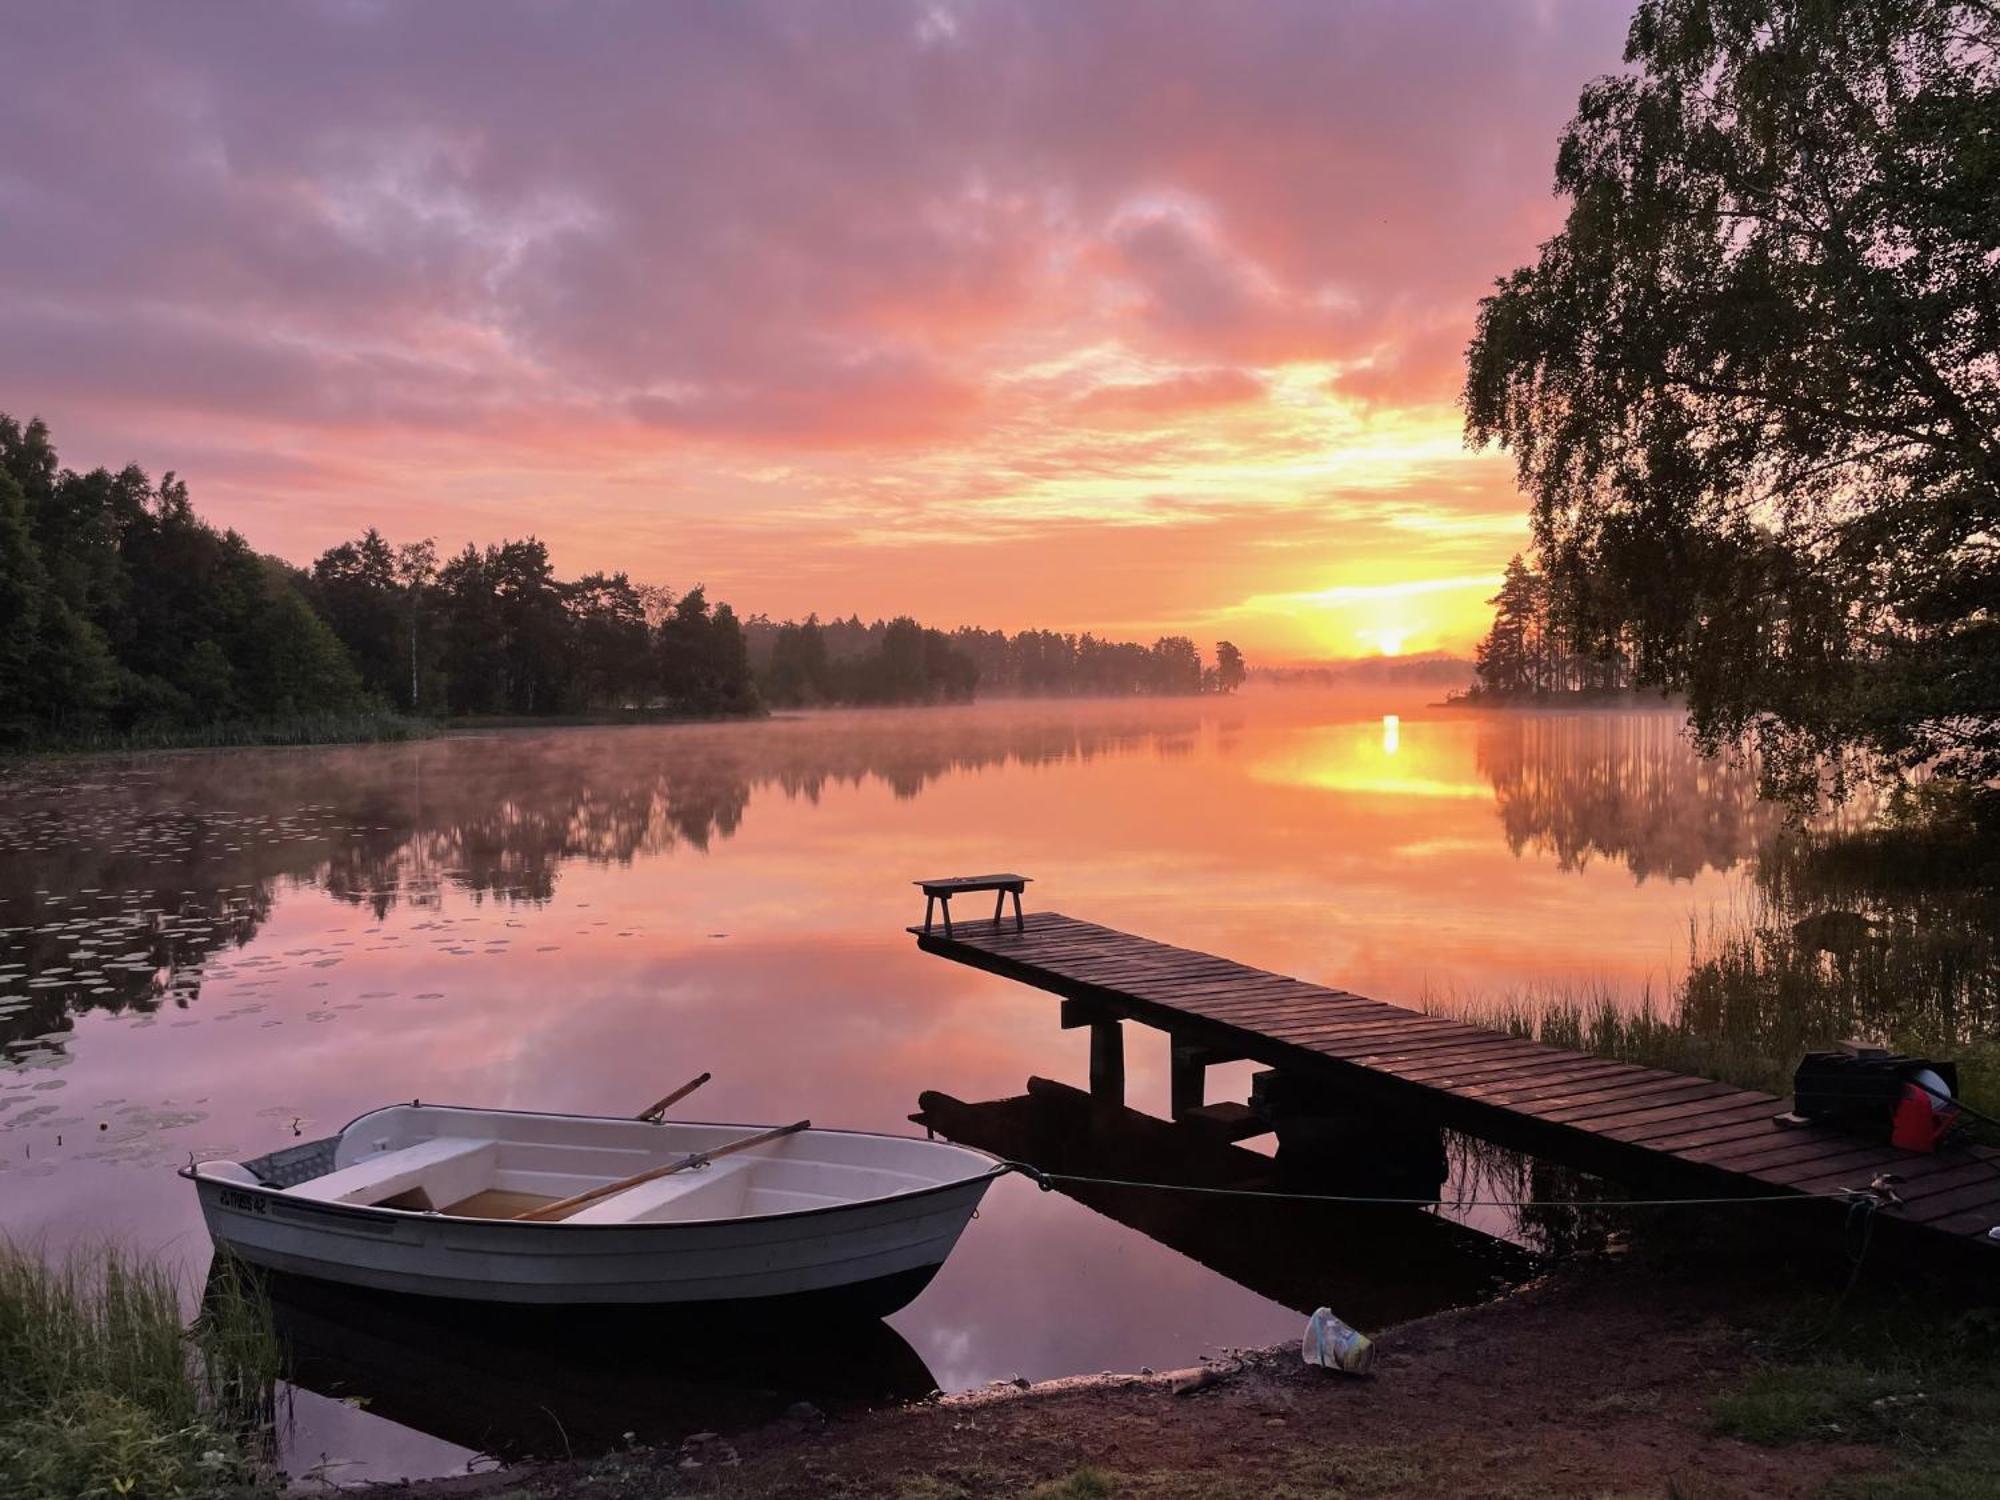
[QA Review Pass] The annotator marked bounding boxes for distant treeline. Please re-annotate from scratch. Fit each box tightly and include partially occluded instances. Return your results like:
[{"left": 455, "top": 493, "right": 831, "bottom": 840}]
[
  {"left": 1260, "top": 654, "right": 1473, "bottom": 689},
  {"left": 742, "top": 615, "right": 1246, "bottom": 706},
  {"left": 0, "top": 412, "right": 1247, "bottom": 746},
  {"left": 0, "top": 413, "right": 758, "bottom": 745},
  {"left": 1461, "top": 555, "right": 1648, "bottom": 703}
]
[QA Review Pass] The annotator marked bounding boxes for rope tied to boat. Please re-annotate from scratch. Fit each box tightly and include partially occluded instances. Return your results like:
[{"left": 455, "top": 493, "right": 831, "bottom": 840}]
[{"left": 989, "top": 1159, "right": 1900, "bottom": 1212}]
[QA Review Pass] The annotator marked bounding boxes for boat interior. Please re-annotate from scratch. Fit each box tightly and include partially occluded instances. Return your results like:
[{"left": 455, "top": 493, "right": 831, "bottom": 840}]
[{"left": 204, "top": 1106, "right": 993, "bottom": 1225}]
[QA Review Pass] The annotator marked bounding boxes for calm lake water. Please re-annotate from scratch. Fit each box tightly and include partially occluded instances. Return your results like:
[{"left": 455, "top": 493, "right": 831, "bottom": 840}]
[{"left": 0, "top": 692, "right": 1787, "bottom": 1481}]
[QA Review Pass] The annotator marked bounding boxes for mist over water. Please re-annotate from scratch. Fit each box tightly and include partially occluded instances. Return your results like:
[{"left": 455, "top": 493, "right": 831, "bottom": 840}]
[{"left": 1, "top": 691, "right": 1787, "bottom": 1480}]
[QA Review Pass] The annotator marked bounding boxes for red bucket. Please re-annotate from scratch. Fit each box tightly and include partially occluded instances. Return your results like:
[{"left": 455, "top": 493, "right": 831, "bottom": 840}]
[{"left": 1890, "top": 1076, "right": 1958, "bottom": 1153}]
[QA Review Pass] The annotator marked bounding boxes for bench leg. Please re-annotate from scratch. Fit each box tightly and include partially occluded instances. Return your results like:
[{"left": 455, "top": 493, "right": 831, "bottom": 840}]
[
  {"left": 993, "top": 889, "right": 1006, "bottom": 927},
  {"left": 941, "top": 895, "right": 954, "bottom": 939},
  {"left": 922, "top": 894, "right": 935, "bottom": 935},
  {"left": 1012, "top": 889, "right": 1024, "bottom": 932}
]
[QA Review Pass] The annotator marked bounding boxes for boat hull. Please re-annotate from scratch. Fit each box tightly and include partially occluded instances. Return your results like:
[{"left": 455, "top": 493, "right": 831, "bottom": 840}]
[
  {"left": 189, "top": 1106, "right": 999, "bottom": 1310},
  {"left": 194, "top": 1170, "right": 988, "bottom": 1309}
]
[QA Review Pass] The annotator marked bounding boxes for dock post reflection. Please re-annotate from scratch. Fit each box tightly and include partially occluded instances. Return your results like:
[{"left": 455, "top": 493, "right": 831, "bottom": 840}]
[
  {"left": 1250, "top": 1069, "right": 1448, "bottom": 1198},
  {"left": 914, "top": 1077, "right": 1531, "bottom": 1329}
]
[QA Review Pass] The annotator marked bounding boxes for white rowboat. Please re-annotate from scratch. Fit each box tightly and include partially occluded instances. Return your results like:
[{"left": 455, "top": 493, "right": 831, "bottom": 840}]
[{"left": 185, "top": 1104, "right": 1002, "bottom": 1312}]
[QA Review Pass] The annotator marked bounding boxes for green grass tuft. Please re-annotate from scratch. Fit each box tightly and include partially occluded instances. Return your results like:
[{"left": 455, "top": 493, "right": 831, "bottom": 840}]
[
  {"left": 1709, "top": 1293, "right": 2000, "bottom": 1498},
  {"left": 0, "top": 1243, "right": 280, "bottom": 1499},
  {"left": 1023, "top": 1471, "right": 1115, "bottom": 1500},
  {"left": 1712, "top": 1360, "right": 1918, "bottom": 1445}
]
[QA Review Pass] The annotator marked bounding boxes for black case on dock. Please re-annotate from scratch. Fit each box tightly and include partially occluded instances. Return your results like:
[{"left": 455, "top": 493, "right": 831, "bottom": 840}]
[{"left": 1792, "top": 1046, "right": 1957, "bottom": 1139}]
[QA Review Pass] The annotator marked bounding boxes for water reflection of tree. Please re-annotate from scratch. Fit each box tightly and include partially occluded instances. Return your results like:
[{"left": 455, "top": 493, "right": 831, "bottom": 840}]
[
  {"left": 1476, "top": 711, "right": 1785, "bottom": 881},
  {"left": 1445, "top": 1132, "right": 1622, "bottom": 1259},
  {"left": 300, "top": 712, "right": 1209, "bottom": 899},
  {"left": 0, "top": 711, "right": 1203, "bottom": 1056},
  {"left": 0, "top": 772, "right": 284, "bottom": 1053}
]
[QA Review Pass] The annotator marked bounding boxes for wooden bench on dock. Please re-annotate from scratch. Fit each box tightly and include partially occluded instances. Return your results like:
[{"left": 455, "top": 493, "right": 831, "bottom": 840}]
[
  {"left": 915, "top": 874, "right": 1029, "bottom": 939},
  {"left": 909, "top": 891, "right": 2000, "bottom": 1275}
]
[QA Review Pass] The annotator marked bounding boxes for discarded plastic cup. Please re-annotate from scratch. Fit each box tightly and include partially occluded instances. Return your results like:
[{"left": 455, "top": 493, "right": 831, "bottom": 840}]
[{"left": 1302, "top": 1307, "right": 1373, "bottom": 1375}]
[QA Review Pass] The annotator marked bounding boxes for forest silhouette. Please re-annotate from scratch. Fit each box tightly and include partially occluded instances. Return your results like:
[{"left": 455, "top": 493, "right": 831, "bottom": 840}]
[{"left": 1, "top": 413, "right": 1246, "bottom": 748}]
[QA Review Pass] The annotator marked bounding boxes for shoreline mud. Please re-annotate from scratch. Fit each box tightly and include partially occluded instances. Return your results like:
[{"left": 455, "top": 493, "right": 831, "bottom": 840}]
[{"left": 376, "top": 1246, "right": 1953, "bottom": 1500}]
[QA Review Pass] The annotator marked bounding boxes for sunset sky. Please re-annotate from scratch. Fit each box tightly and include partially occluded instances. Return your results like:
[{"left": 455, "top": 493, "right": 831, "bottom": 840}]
[{"left": 1, "top": 2, "right": 1634, "bottom": 662}]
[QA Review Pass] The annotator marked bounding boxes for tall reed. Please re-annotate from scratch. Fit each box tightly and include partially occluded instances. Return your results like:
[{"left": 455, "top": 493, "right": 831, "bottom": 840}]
[
  {"left": 1427, "top": 889, "right": 1999, "bottom": 1122},
  {"left": 0, "top": 1245, "right": 280, "bottom": 1500}
]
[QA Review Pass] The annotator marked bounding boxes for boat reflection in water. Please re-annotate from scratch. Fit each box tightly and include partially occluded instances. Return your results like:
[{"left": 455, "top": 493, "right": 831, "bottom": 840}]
[
  {"left": 914, "top": 1077, "right": 1534, "bottom": 1329},
  {"left": 225, "top": 1269, "right": 938, "bottom": 1466}
]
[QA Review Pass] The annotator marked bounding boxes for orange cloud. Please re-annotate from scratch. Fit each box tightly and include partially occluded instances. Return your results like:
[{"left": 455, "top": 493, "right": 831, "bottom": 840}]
[{"left": 1071, "top": 368, "right": 1266, "bottom": 420}]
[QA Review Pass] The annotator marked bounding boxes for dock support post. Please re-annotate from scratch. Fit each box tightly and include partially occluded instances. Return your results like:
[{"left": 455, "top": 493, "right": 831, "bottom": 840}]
[
  {"left": 1170, "top": 1040, "right": 1207, "bottom": 1119},
  {"left": 1062, "top": 998, "right": 1126, "bottom": 1104},
  {"left": 1251, "top": 1069, "right": 1447, "bottom": 1197},
  {"left": 1089, "top": 1021, "right": 1125, "bottom": 1104}
]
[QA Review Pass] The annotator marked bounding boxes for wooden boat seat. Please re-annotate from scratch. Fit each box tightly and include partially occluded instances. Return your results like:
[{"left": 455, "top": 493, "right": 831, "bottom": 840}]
[
  {"left": 287, "top": 1136, "right": 495, "bottom": 1210},
  {"left": 563, "top": 1155, "right": 760, "bottom": 1225}
]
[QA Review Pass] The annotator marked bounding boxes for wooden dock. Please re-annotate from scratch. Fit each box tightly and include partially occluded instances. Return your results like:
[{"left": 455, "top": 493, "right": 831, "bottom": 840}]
[{"left": 912, "top": 907, "right": 2000, "bottom": 1270}]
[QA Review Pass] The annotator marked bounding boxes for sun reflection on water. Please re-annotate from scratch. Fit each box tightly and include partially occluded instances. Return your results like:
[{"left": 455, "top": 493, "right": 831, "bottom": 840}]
[{"left": 1252, "top": 716, "right": 1489, "bottom": 800}]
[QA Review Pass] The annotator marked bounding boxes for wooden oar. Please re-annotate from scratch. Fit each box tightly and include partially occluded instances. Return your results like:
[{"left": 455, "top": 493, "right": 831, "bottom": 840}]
[
  {"left": 636, "top": 1072, "right": 711, "bottom": 1122},
  {"left": 511, "top": 1119, "right": 810, "bottom": 1223}
]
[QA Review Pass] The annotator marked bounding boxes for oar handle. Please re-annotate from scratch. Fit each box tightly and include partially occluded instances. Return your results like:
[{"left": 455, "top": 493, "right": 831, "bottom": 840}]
[
  {"left": 511, "top": 1119, "right": 811, "bottom": 1223},
  {"left": 637, "top": 1072, "right": 712, "bottom": 1122}
]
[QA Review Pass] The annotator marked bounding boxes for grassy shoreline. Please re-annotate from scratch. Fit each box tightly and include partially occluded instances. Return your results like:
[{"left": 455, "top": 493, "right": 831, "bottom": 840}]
[
  {"left": 0, "top": 704, "right": 791, "bottom": 760},
  {"left": 1, "top": 1242, "right": 1987, "bottom": 1500},
  {"left": 0, "top": 711, "right": 436, "bottom": 759}
]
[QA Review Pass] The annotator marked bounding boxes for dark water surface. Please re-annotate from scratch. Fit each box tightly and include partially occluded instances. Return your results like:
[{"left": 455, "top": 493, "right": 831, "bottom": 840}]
[{"left": 0, "top": 693, "right": 1783, "bottom": 1481}]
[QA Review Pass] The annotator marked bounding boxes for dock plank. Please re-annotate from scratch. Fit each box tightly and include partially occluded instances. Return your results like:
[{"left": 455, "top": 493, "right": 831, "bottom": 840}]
[
  {"left": 1518, "top": 1074, "right": 1747, "bottom": 1117},
  {"left": 1560, "top": 1089, "right": 1769, "bottom": 1133},
  {"left": 1596, "top": 1098, "right": 1782, "bottom": 1140}
]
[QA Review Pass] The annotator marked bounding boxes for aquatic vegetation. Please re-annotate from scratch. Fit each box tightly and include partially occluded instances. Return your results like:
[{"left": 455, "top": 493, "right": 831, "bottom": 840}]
[
  {"left": 0, "top": 1245, "right": 280, "bottom": 1499},
  {"left": 1429, "top": 899, "right": 1999, "bottom": 1124},
  {"left": 1428, "top": 787, "right": 2000, "bottom": 1123}
]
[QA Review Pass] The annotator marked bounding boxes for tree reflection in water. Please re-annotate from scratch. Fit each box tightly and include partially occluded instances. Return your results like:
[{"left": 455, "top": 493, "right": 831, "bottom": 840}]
[
  {"left": 1475, "top": 710, "right": 1786, "bottom": 882},
  {"left": 0, "top": 710, "right": 1207, "bottom": 1058}
]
